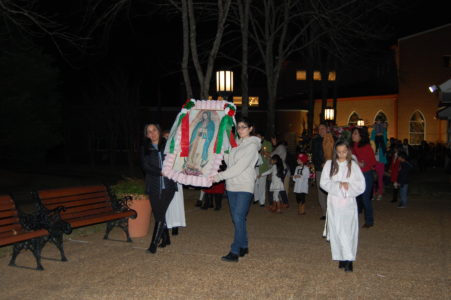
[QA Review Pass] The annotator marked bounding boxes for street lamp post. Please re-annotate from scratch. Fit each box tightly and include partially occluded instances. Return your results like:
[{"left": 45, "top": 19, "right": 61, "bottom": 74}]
[
  {"left": 357, "top": 119, "right": 365, "bottom": 127},
  {"left": 216, "top": 70, "right": 234, "bottom": 101}
]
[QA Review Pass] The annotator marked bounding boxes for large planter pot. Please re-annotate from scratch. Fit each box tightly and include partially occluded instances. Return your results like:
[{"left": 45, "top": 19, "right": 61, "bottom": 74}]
[{"left": 127, "top": 195, "right": 152, "bottom": 238}]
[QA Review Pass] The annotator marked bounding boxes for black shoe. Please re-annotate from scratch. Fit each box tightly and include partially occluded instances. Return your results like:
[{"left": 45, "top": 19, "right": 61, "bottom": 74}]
[
  {"left": 159, "top": 228, "right": 171, "bottom": 248},
  {"left": 362, "top": 223, "right": 373, "bottom": 228},
  {"left": 239, "top": 248, "right": 249, "bottom": 257},
  {"left": 338, "top": 261, "right": 345, "bottom": 269},
  {"left": 195, "top": 200, "right": 202, "bottom": 207},
  {"left": 221, "top": 252, "right": 239, "bottom": 262},
  {"left": 344, "top": 261, "right": 353, "bottom": 272},
  {"left": 320, "top": 216, "right": 326, "bottom": 220},
  {"left": 172, "top": 227, "right": 179, "bottom": 236},
  {"left": 147, "top": 221, "right": 165, "bottom": 254},
  {"left": 390, "top": 199, "right": 397, "bottom": 203},
  {"left": 260, "top": 204, "right": 265, "bottom": 207}
]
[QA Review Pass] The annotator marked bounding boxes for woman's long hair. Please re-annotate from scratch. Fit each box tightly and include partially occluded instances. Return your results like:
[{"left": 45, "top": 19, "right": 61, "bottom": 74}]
[
  {"left": 272, "top": 154, "right": 285, "bottom": 180},
  {"left": 351, "top": 126, "right": 370, "bottom": 148},
  {"left": 143, "top": 123, "right": 164, "bottom": 153},
  {"left": 330, "top": 140, "right": 353, "bottom": 178}
]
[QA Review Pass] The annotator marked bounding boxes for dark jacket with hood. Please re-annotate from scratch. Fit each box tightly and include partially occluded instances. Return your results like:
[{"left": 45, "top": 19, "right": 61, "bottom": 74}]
[{"left": 141, "top": 138, "right": 177, "bottom": 199}]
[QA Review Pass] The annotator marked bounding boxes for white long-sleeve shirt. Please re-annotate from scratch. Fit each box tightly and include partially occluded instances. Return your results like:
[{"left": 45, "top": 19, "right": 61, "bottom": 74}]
[{"left": 292, "top": 165, "right": 310, "bottom": 194}]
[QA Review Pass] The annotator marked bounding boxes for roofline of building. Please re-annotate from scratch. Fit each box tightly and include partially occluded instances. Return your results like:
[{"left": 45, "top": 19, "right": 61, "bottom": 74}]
[
  {"left": 398, "top": 23, "right": 451, "bottom": 42},
  {"left": 314, "top": 94, "right": 398, "bottom": 103}
]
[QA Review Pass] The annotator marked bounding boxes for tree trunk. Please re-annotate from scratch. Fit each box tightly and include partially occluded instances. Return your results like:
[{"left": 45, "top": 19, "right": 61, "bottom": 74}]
[{"left": 237, "top": 0, "right": 251, "bottom": 117}]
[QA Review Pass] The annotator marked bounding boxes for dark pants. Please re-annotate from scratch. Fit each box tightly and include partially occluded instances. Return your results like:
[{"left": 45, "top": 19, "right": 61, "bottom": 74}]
[
  {"left": 266, "top": 179, "right": 273, "bottom": 205},
  {"left": 357, "top": 171, "right": 374, "bottom": 226},
  {"left": 295, "top": 193, "right": 306, "bottom": 204},
  {"left": 280, "top": 190, "right": 289, "bottom": 204},
  {"left": 149, "top": 189, "right": 176, "bottom": 222}
]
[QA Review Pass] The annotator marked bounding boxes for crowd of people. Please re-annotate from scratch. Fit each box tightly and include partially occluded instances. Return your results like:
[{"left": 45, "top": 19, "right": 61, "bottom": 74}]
[{"left": 139, "top": 117, "right": 451, "bottom": 272}]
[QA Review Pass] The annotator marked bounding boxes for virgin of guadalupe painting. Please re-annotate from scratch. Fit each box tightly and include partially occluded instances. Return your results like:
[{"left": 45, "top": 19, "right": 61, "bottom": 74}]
[
  {"left": 183, "top": 110, "right": 218, "bottom": 176},
  {"left": 162, "top": 99, "right": 237, "bottom": 187}
]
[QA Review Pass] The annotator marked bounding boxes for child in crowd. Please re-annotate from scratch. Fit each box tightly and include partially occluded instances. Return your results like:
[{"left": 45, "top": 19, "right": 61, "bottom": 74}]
[
  {"left": 373, "top": 117, "right": 387, "bottom": 154},
  {"left": 202, "top": 160, "right": 227, "bottom": 210},
  {"left": 389, "top": 145, "right": 401, "bottom": 203},
  {"left": 292, "top": 153, "right": 310, "bottom": 215},
  {"left": 320, "top": 140, "right": 365, "bottom": 272},
  {"left": 260, "top": 154, "right": 286, "bottom": 213},
  {"left": 396, "top": 151, "right": 413, "bottom": 208}
]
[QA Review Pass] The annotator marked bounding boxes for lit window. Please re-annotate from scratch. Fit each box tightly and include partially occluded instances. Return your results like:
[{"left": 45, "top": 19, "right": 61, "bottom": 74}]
[
  {"left": 328, "top": 71, "right": 336, "bottom": 81},
  {"left": 296, "top": 70, "right": 306, "bottom": 80},
  {"left": 233, "top": 96, "right": 259, "bottom": 107},
  {"left": 348, "top": 112, "right": 360, "bottom": 126},
  {"left": 313, "top": 71, "right": 321, "bottom": 81},
  {"left": 296, "top": 70, "right": 336, "bottom": 81},
  {"left": 374, "top": 111, "right": 388, "bottom": 123},
  {"left": 409, "top": 111, "right": 425, "bottom": 145}
]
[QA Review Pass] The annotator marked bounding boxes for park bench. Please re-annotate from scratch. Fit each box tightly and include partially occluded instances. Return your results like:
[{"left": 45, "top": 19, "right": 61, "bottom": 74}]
[
  {"left": 0, "top": 194, "right": 49, "bottom": 270},
  {"left": 34, "top": 185, "right": 137, "bottom": 261}
]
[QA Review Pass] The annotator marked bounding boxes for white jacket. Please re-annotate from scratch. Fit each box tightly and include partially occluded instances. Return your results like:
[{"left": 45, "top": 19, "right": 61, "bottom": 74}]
[
  {"left": 292, "top": 165, "right": 310, "bottom": 194},
  {"left": 215, "top": 136, "right": 261, "bottom": 193},
  {"left": 261, "top": 165, "right": 285, "bottom": 191}
]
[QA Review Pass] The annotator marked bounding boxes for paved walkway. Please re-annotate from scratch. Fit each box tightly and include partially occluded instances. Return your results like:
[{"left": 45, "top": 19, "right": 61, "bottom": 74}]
[{"left": 0, "top": 169, "right": 450, "bottom": 299}]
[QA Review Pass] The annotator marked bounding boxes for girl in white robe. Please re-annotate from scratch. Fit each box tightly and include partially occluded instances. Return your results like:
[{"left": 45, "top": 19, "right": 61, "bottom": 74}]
[{"left": 320, "top": 140, "right": 365, "bottom": 272}]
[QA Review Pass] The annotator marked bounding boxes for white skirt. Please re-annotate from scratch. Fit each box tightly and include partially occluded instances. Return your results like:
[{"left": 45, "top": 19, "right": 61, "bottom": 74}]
[{"left": 165, "top": 184, "right": 186, "bottom": 228}]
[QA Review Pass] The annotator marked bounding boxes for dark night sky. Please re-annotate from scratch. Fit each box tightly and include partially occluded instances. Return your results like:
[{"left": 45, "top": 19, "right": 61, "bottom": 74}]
[{"left": 46, "top": 0, "right": 451, "bottom": 108}]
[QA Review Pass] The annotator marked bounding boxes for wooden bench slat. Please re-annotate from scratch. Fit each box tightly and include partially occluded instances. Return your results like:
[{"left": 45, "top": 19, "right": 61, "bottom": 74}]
[
  {"left": 38, "top": 185, "right": 108, "bottom": 199},
  {"left": 41, "top": 192, "right": 108, "bottom": 205},
  {"left": 69, "top": 210, "right": 136, "bottom": 228},
  {"left": 0, "top": 224, "right": 22, "bottom": 234},
  {"left": 0, "top": 195, "right": 14, "bottom": 203},
  {"left": 44, "top": 197, "right": 110, "bottom": 210},
  {"left": 0, "top": 210, "right": 17, "bottom": 219},
  {"left": 58, "top": 202, "right": 111, "bottom": 216},
  {"left": 63, "top": 207, "right": 114, "bottom": 221},
  {"left": 0, "top": 228, "right": 48, "bottom": 247},
  {"left": 0, "top": 199, "right": 14, "bottom": 206},
  {"left": 0, "top": 216, "right": 20, "bottom": 226}
]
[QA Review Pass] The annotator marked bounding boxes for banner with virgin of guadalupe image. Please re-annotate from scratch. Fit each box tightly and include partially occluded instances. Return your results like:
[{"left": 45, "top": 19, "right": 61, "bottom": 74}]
[{"left": 162, "top": 99, "right": 238, "bottom": 187}]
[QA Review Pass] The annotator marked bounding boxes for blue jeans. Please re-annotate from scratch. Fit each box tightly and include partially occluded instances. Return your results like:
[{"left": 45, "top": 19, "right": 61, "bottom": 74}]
[
  {"left": 357, "top": 171, "right": 374, "bottom": 226},
  {"left": 227, "top": 191, "right": 253, "bottom": 255},
  {"left": 399, "top": 184, "right": 408, "bottom": 207}
]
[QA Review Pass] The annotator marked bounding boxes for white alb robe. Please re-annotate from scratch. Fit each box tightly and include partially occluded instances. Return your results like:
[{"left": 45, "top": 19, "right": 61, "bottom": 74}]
[
  {"left": 320, "top": 160, "right": 365, "bottom": 261},
  {"left": 165, "top": 183, "right": 186, "bottom": 228}
]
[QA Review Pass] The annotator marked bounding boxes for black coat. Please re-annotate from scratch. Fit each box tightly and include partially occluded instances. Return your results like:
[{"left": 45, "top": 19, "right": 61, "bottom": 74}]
[
  {"left": 141, "top": 139, "right": 177, "bottom": 199},
  {"left": 311, "top": 135, "right": 324, "bottom": 172}
]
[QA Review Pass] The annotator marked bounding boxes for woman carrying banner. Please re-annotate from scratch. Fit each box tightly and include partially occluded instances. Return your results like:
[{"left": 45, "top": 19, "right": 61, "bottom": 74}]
[
  {"left": 141, "top": 123, "right": 178, "bottom": 254},
  {"left": 210, "top": 117, "right": 261, "bottom": 262}
]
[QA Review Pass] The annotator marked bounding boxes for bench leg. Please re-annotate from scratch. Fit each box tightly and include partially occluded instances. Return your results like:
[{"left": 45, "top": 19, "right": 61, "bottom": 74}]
[
  {"left": 104, "top": 219, "right": 132, "bottom": 242},
  {"left": 103, "top": 222, "right": 115, "bottom": 240},
  {"left": 30, "top": 238, "right": 45, "bottom": 270},
  {"left": 8, "top": 242, "right": 24, "bottom": 267},
  {"left": 48, "top": 232, "right": 68, "bottom": 262},
  {"left": 9, "top": 238, "right": 45, "bottom": 270}
]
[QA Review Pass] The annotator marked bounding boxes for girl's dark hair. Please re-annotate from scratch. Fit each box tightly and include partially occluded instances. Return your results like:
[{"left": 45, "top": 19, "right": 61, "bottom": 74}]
[
  {"left": 236, "top": 116, "right": 255, "bottom": 136},
  {"left": 352, "top": 126, "right": 370, "bottom": 147},
  {"left": 330, "top": 140, "right": 352, "bottom": 178},
  {"left": 271, "top": 154, "right": 285, "bottom": 179},
  {"left": 143, "top": 123, "right": 164, "bottom": 152}
]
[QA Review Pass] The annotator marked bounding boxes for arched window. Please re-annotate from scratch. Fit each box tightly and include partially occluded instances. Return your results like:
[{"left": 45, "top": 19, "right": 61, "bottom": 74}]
[
  {"left": 409, "top": 111, "right": 425, "bottom": 145},
  {"left": 374, "top": 111, "right": 388, "bottom": 124},
  {"left": 348, "top": 112, "right": 360, "bottom": 126}
]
